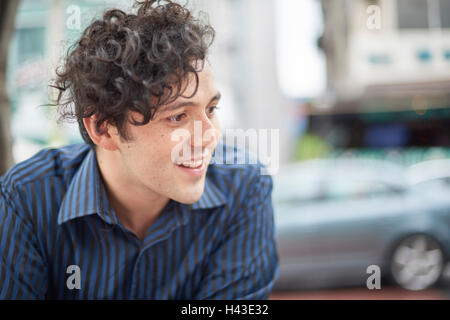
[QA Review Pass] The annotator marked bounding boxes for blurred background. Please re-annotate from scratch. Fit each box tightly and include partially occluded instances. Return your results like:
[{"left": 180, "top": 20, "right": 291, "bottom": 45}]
[{"left": 1, "top": 0, "right": 450, "bottom": 299}]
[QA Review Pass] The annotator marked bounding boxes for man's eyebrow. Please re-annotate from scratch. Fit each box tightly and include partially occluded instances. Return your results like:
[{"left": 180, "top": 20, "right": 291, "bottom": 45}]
[{"left": 160, "top": 92, "right": 221, "bottom": 113}]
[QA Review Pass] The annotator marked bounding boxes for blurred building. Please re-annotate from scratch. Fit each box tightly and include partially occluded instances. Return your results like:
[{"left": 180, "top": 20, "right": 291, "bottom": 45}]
[
  {"left": 322, "top": 0, "right": 450, "bottom": 98},
  {"left": 300, "top": 0, "right": 450, "bottom": 157}
]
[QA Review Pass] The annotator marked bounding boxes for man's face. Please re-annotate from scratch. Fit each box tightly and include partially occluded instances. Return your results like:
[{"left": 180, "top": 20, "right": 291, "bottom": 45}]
[{"left": 112, "top": 62, "right": 222, "bottom": 204}]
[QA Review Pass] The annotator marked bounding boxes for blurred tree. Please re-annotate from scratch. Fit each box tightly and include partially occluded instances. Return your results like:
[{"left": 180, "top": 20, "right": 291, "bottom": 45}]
[
  {"left": 0, "top": 0, "right": 19, "bottom": 175},
  {"left": 294, "top": 133, "right": 331, "bottom": 161}
]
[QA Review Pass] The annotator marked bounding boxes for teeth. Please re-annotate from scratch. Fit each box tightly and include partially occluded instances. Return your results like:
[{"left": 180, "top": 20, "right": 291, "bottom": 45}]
[
  {"left": 180, "top": 160, "right": 202, "bottom": 168},
  {"left": 175, "top": 149, "right": 210, "bottom": 168}
]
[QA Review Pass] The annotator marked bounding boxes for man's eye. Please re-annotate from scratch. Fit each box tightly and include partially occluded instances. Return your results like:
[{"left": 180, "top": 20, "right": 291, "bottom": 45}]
[
  {"left": 168, "top": 113, "right": 186, "bottom": 123},
  {"left": 207, "top": 106, "right": 219, "bottom": 116}
]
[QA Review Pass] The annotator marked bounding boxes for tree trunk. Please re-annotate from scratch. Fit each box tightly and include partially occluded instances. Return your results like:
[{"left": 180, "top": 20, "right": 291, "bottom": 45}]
[{"left": 0, "top": 0, "right": 19, "bottom": 176}]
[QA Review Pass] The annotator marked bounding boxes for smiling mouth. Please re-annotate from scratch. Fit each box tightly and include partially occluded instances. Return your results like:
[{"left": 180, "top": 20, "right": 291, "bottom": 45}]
[
  {"left": 175, "top": 157, "right": 208, "bottom": 177},
  {"left": 173, "top": 149, "right": 210, "bottom": 169},
  {"left": 176, "top": 159, "right": 204, "bottom": 169}
]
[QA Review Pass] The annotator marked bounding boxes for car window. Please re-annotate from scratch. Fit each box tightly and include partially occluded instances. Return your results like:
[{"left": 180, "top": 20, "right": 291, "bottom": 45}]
[
  {"left": 324, "top": 180, "right": 397, "bottom": 201},
  {"left": 272, "top": 179, "right": 327, "bottom": 206},
  {"left": 273, "top": 160, "right": 405, "bottom": 207},
  {"left": 411, "top": 177, "right": 450, "bottom": 191}
]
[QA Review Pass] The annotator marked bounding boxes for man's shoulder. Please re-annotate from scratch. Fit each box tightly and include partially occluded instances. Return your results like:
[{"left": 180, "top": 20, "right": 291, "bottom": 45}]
[
  {"left": 0, "top": 143, "right": 90, "bottom": 194},
  {"left": 210, "top": 141, "right": 268, "bottom": 173},
  {"left": 208, "top": 142, "right": 272, "bottom": 197}
]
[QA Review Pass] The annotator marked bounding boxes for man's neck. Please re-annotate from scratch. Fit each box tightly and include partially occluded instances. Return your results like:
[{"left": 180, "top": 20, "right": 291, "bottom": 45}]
[{"left": 95, "top": 148, "right": 170, "bottom": 241}]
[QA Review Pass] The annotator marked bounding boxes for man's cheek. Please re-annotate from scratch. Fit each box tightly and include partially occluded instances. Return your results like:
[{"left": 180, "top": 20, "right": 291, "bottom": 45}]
[
  {"left": 170, "top": 128, "right": 192, "bottom": 162},
  {"left": 203, "top": 126, "right": 220, "bottom": 147}
]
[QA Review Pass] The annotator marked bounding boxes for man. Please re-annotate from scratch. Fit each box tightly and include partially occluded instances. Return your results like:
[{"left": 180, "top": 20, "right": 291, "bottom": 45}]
[{"left": 0, "top": 0, "right": 278, "bottom": 299}]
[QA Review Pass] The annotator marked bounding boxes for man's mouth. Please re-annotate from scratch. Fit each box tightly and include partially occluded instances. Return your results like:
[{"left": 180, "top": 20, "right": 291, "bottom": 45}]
[
  {"left": 175, "top": 158, "right": 207, "bottom": 177},
  {"left": 176, "top": 159, "right": 204, "bottom": 169},
  {"left": 173, "top": 149, "right": 210, "bottom": 176}
]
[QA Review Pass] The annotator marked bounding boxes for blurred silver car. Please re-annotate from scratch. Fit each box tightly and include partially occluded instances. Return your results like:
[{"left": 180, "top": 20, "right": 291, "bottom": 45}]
[{"left": 272, "top": 158, "right": 450, "bottom": 291}]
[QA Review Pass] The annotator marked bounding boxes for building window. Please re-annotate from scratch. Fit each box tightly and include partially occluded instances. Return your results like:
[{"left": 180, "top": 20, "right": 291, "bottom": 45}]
[
  {"left": 397, "top": 0, "right": 429, "bottom": 29},
  {"left": 397, "top": 0, "right": 450, "bottom": 29},
  {"left": 16, "top": 27, "right": 46, "bottom": 64},
  {"left": 439, "top": 0, "right": 450, "bottom": 28}
]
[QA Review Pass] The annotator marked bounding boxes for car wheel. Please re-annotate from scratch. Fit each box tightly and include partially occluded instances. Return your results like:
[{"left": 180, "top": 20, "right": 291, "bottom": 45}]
[{"left": 390, "top": 234, "right": 444, "bottom": 291}]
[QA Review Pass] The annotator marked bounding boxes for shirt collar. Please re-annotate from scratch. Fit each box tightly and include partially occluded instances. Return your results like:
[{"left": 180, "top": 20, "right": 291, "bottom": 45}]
[
  {"left": 58, "top": 148, "right": 119, "bottom": 225},
  {"left": 58, "top": 147, "right": 227, "bottom": 225}
]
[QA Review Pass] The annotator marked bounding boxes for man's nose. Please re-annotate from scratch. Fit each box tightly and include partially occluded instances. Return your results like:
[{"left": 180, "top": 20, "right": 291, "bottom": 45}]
[{"left": 191, "top": 116, "right": 216, "bottom": 149}]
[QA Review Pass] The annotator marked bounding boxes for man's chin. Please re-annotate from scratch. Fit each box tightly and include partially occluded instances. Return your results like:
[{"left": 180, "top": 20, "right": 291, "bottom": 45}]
[
  {"left": 172, "top": 184, "right": 205, "bottom": 205},
  {"left": 175, "top": 193, "right": 203, "bottom": 205}
]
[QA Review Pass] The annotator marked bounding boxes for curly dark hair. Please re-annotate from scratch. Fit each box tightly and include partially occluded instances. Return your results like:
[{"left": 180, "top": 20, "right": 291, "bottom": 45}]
[{"left": 51, "top": 0, "right": 215, "bottom": 146}]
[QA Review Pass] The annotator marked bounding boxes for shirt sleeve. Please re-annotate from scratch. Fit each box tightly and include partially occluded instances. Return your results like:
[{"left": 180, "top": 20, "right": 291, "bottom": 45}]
[
  {"left": 194, "top": 172, "right": 279, "bottom": 300},
  {"left": 0, "top": 189, "right": 48, "bottom": 299}
]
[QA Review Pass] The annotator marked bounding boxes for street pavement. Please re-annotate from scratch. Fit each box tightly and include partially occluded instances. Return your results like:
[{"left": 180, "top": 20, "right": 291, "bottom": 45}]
[
  {"left": 269, "top": 286, "right": 447, "bottom": 300},
  {"left": 269, "top": 265, "right": 450, "bottom": 300}
]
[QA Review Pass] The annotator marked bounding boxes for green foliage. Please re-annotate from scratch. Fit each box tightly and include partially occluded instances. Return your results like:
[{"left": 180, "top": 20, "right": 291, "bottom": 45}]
[{"left": 294, "top": 133, "right": 331, "bottom": 161}]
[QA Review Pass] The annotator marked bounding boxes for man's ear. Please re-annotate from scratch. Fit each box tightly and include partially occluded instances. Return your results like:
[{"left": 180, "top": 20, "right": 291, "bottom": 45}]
[{"left": 82, "top": 116, "right": 119, "bottom": 151}]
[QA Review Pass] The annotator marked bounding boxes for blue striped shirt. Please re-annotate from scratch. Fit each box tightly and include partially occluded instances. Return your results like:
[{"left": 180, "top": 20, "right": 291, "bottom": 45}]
[{"left": 0, "top": 142, "right": 278, "bottom": 299}]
